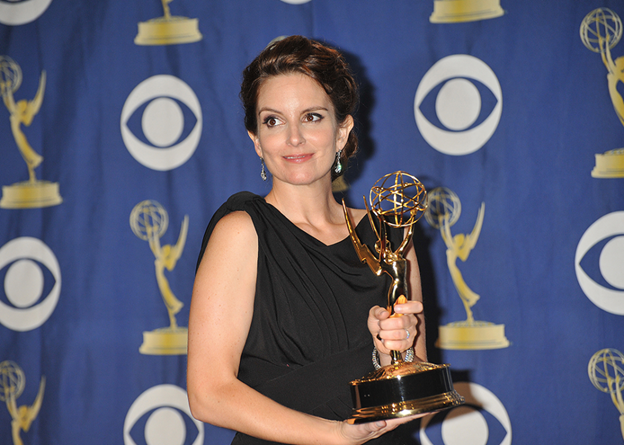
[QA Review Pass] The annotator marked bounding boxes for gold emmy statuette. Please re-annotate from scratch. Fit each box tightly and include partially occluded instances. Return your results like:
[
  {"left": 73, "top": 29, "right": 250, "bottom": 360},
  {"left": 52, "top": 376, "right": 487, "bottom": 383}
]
[
  {"left": 0, "top": 361, "right": 45, "bottom": 445},
  {"left": 135, "top": 0, "right": 202, "bottom": 45},
  {"left": 430, "top": 0, "right": 504, "bottom": 24},
  {"left": 343, "top": 172, "right": 464, "bottom": 423},
  {"left": 130, "top": 200, "right": 189, "bottom": 355},
  {"left": 588, "top": 348, "right": 624, "bottom": 440},
  {"left": 0, "top": 56, "right": 62, "bottom": 209},
  {"left": 425, "top": 188, "right": 509, "bottom": 350},
  {"left": 581, "top": 8, "right": 624, "bottom": 178}
]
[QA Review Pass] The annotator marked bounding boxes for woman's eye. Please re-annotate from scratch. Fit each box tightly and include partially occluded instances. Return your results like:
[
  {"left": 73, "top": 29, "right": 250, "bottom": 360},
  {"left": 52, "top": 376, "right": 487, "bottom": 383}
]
[
  {"left": 263, "top": 116, "right": 280, "bottom": 127},
  {"left": 304, "top": 113, "right": 323, "bottom": 123}
]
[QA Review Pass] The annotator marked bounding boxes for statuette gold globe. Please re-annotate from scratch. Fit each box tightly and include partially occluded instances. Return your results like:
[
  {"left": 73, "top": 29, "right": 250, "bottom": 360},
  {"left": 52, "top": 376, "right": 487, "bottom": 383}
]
[
  {"left": 0, "top": 56, "right": 22, "bottom": 97},
  {"left": 369, "top": 171, "right": 427, "bottom": 228},
  {"left": 130, "top": 200, "right": 169, "bottom": 241},
  {"left": 424, "top": 187, "right": 461, "bottom": 229},
  {"left": 588, "top": 348, "right": 624, "bottom": 395},
  {"left": 0, "top": 360, "right": 25, "bottom": 402},
  {"left": 580, "top": 8, "right": 622, "bottom": 53}
]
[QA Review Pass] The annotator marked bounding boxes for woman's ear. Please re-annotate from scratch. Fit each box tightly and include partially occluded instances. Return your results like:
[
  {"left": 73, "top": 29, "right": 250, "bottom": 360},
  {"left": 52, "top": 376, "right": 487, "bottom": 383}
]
[
  {"left": 336, "top": 115, "right": 354, "bottom": 150},
  {"left": 248, "top": 130, "right": 262, "bottom": 157}
]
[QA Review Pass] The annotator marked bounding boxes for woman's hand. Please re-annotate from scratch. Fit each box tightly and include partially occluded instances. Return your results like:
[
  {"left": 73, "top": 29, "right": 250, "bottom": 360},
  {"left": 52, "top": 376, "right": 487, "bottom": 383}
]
[
  {"left": 337, "top": 414, "right": 424, "bottom": 444},
  {"left": 367, "top": 301, "right": 423, "bottom": 358}
]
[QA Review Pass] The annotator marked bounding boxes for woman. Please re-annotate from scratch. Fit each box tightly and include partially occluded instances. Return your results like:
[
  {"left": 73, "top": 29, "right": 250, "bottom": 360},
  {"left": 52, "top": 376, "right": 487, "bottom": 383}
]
[{"left": 187, "top": 35, "right": 426, "bottom": 445}]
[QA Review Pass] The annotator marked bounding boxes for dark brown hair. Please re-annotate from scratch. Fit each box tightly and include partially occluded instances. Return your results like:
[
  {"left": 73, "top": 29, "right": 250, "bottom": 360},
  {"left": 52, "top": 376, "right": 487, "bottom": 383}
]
[{"left": 240, "top": 35, "right": 359, "bottom": 177}]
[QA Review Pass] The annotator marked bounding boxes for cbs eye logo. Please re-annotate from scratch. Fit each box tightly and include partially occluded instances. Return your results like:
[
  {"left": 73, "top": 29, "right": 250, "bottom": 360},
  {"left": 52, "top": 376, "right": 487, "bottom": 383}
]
[
  {"left": 419, "top": 382, "right": 511, "bottom": 445},
  {"left": 575, "top": 211, "right": 624, "bottom": 315},
  {"left": 124, "top": 384, "right": 204, "bottom": 445},
  {"left": 0, "top": 237, "right": 61, "bottom": 331},
  {"left": 121, "top": 75, "right": 202, "bottom": 171},
  {"left": 0, "top": 0, "right": 52, "bottom": 25},
  {"left": 414, "top": 55, "right": 502, "bottom": 156}
]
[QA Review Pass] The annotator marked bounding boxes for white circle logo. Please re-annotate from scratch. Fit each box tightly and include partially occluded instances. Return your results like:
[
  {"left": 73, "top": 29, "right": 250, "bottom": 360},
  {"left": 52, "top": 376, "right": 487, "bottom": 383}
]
[
  {"left": 121, "top": 75, "right": 202, "bottom": 171},
  {"left": 280, "top": 0, "right": 312, "bottom": 4},
  {"left": 0, "top": 237, "right": 61, "bottom": 331},
  {"left": 415, "top": 55, "right": 502, "bottom": 156},
  {"left": 575, "top": 211, "right": 624, "bottom": 315},
  {"left": 0, "top": 0, "right": 52, "bottom": 26},
  {"left": 419, "top": 382, "right": 511, "bottom": 445},
  {"left": 124, "top": 384, "right": 204, "bottom": 445}
]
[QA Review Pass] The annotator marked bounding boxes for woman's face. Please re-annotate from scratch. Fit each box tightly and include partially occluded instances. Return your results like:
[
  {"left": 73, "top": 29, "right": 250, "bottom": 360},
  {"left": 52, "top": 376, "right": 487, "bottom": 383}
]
[{"left": 248, "top": 73, "right": 353, "bottom": 187}]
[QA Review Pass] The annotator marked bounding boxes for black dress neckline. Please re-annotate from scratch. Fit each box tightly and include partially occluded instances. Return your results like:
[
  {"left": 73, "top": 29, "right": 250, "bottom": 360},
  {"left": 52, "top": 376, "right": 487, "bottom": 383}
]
[{"left": 259, "top": 196, "right": 369, "bottom": 248}]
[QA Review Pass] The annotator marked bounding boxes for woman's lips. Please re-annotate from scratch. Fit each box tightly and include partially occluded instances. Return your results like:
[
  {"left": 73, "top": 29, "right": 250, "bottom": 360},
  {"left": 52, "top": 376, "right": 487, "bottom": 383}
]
[{"left": 283, "top": 154, "right": 313, "bottom": 162}]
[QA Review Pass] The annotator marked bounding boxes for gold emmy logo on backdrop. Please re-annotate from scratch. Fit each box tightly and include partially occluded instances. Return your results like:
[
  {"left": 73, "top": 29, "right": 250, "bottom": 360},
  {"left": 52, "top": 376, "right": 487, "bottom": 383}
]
[
  {"left": 425, "top": 187, "right": 509, "bottom": 350},
  {"left": 0, "top": 361, "right": 45, "bottom": 445},
  {"left": 581, "top": 8, "right": 624, "bottom": 178},
  {"left": 130, "top": 200, "right": 189, "bottom": 355},
  {"left": 430, "top": 0, "right": 504, "bottom": 23},
  {"left": 0, "top": 56, "right": 62, "bottom": 209},
  {"left": 135, "top": 0, "right": 202, "bottom": 45},
  {"left": 343, "top": 172, "right": 464, "bottom": 423},
  {"left": 588, "top": 348, "right": 624, "bottom": 440}
]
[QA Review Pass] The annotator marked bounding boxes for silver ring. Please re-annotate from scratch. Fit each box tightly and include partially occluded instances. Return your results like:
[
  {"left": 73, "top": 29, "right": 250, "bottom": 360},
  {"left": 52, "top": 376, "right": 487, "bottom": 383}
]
[{"left": 405, "top": 329, "right": 410, "bottom": 340}]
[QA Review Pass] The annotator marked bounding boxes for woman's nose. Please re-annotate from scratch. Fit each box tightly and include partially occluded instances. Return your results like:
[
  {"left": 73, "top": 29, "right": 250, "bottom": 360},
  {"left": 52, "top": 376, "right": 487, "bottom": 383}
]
[{"left": 287, "top": 124, "right": 305, "bottom": 146}]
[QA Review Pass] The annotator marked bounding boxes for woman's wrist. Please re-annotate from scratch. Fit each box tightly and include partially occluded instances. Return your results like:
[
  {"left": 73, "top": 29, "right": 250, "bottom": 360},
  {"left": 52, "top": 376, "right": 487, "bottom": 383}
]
[{"left": 372, "top": 346, "right": 415, "bottom": 369}]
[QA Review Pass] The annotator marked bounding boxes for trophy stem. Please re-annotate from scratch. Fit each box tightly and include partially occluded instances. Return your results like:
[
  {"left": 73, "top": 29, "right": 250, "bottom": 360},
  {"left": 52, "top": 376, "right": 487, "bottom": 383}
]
[{"left": 390, "top": 350, "right": 402, "bottom": 365}]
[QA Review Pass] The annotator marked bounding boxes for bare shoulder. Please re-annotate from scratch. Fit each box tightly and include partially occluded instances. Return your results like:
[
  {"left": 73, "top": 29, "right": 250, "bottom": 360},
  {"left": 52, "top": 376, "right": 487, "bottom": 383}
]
[
  {"left": 197, "top": 211, "right": 257, "bottom": 274},
  {"left": 209, "top": 211, "right": 256, "bottom": 245}
]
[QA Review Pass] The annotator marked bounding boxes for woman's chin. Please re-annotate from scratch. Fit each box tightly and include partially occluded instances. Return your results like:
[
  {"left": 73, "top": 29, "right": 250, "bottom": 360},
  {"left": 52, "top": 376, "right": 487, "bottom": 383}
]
[{"left": 275, "top": 171, "right": 332, "bottom": 187}]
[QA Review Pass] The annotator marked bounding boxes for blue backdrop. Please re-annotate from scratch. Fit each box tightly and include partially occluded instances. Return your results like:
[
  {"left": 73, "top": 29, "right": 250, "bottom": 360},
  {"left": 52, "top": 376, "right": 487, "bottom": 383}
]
[{"left": 1, "top": 1, "right": 624, "bottom": 444}]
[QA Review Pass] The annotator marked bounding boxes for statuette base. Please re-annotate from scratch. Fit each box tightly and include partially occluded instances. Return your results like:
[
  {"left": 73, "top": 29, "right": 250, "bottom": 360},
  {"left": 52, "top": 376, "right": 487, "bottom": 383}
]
[
  {"left": 348, "top": 361, "right": 464, "bottom": 423},
  {"left": 592, "top": 149, "right": 624, "bottom": 178},
  {"left": 135, "top": 17, "right": 202, "bottom": 45},
  {"left": 430, "top": 0, "right": 504, "bottom": 23},
  {"left": 140, "top": 326, "right": 188, "bottom": 355},
  {"left": 436, "top": 320, "right": 509, "bottom": 350},
  {"left": 0, "top": 180, "right": 62, "bottom": 209}
]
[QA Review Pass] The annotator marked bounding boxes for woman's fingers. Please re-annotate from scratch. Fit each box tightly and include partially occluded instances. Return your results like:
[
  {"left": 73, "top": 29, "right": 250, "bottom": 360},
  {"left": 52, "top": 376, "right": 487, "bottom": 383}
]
[
  {"left": 340, "top": 414, "right": 424, "bottom": 444},
  {"left": 368, "top": 301, "right": 423, "bottom": 354},
  {"left": 394, "top": 300, "right": 424, "bottom": 315}
]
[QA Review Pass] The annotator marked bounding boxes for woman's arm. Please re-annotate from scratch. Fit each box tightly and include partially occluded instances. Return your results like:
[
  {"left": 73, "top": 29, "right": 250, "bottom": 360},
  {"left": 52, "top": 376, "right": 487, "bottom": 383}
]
[{"left": 187, "top": 211, "right": 410, "bottom": 445}]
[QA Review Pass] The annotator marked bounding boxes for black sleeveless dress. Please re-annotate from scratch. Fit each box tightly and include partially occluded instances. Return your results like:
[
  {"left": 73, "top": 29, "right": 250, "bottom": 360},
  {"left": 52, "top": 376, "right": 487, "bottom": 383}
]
[{"left": 197, "top": 192, "right": 412, "bottom": 445}]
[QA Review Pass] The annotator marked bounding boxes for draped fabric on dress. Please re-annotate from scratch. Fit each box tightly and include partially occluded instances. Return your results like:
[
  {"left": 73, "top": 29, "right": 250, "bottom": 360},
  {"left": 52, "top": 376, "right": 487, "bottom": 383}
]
[{"left": 197, "top": 192, "right": 409, "bottom": 445}]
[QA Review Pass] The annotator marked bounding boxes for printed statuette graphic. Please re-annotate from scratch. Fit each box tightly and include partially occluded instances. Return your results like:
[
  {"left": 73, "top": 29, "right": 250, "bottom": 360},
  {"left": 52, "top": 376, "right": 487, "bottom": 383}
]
[
  {"left": 135, "top": 0, "right": 202, "bottom": 45},
  {"left": 425, "top": 188, "right": 509, "bottom": 350},
  {"left": 588, "top": 349, "right": 624, "bottom": 440},
  {"left": 130, "top": 200, "right": 189, "bottom": 355},
  {"left": 0, "top": 361, "right": 45, "bottom": 445},
  {"left": 0, "top": 56, "right": 61, "bottom": 208},
  {"left": 580, "top": 8, "right": 624, "bottom": 178},
  {"left": 430, "top": 0, "right": 504, "bottom": 23}
]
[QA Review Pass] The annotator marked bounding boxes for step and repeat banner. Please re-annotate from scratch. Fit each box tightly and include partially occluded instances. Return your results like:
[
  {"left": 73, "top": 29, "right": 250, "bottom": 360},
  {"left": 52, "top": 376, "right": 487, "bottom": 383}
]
[{"left": 1, "top": 0, "right": 623, "bottom": 444}]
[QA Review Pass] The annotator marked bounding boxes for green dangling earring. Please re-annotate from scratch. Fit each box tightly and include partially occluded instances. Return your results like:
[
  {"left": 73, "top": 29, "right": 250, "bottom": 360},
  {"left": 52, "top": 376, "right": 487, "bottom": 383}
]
[{"left": 334, "top": 150, "right": 343, "bottom": 174}]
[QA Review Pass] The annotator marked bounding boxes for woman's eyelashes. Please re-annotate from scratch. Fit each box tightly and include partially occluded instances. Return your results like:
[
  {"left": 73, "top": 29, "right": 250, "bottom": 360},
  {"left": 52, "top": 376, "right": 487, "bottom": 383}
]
[
  {"left": 261, "top": 112, "right": 325, "bottom": 129},
  {"left": 262, "top": 115, "right": 282, "bottom": 128},
  {"left": 303, "top": 112, "right": 324, "bottom": 123}
]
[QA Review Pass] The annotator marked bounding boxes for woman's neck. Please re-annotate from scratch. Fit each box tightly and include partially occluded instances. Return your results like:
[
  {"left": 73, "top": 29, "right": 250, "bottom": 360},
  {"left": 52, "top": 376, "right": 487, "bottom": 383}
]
[
  {"left": 264, "top": 180, "right": 351, "bottom": 245},
  {"left": 265, "top": 181, "right": 341, "bottom": 223}
]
